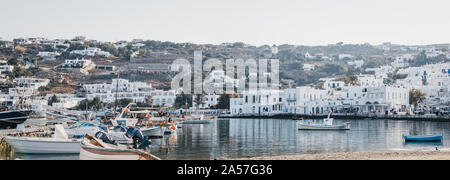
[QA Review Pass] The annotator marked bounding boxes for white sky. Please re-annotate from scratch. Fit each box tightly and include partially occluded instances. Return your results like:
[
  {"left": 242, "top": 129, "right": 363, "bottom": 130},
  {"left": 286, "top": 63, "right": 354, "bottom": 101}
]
[{"left": 0, "top": 0, "right": 449, "bottom": 46}]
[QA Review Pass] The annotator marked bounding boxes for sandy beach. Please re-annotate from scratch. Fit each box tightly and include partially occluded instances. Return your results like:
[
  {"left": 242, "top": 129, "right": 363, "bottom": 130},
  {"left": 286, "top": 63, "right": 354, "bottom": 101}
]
[{"left": 237, "top": 150, "right": 450, "bottom": 160}]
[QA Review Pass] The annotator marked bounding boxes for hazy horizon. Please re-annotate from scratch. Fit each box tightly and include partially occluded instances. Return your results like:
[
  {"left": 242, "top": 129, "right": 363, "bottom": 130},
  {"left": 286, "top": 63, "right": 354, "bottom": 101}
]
[{"left": 1, "top": 0, "right": 449, "bottom": 46}]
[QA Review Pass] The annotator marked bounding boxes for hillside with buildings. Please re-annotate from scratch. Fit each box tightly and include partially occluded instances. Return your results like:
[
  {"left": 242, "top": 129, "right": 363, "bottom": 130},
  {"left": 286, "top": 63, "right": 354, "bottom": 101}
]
[{"left": 0, "top": 36, "right": 449, "bottom": 117}]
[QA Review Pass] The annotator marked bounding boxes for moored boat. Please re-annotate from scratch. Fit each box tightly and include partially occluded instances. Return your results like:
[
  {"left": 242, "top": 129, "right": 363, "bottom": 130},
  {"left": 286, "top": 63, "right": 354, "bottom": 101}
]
[
  {"left": 298, "top": 112, "right": 350, "bottom": 130},
  {"left": 79, "top": 134, "right": 160, "bottom": 160},
  {"left": 0, "top": 110, "right": 32, "bottom": 129},
  {"left": 3, "top": 125, "right": 81, "bottom": 154},
  {"left": 181, "top": 115, "right": 217, "bottom": 124},
  {"left": 403, "top": 134, "right": 443, "bottom": 142},
  {"left": 141, "top": 126, "right": 165, "bottom": 137}
]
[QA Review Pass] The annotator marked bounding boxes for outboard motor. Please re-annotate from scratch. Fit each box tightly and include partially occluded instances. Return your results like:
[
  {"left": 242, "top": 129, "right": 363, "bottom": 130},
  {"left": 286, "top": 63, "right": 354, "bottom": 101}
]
[
  {"left": 95, "top": 131, "right": 117, "bottom": 145},
  {"left": 126, "top": 127, "right": 151, "bottom": 150},
  {"left": 98, "top": 125, "right": 109, "bottom": 133}
]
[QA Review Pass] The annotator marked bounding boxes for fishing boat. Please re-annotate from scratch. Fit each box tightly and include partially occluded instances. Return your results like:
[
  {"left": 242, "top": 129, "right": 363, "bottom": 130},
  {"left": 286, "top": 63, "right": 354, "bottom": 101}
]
[
  {"left": 0, "top": 110, "right": 32, "bottom": 129},
  {"left": 181, "top": 115, "right": 217, "bottom": 124},
  {"left": 403, "top": 134, "right": 443, "bottom": 142},
  {"left": 298, "top": 112, "right": 350, "bottom": 130},
  {"left": 3, "top": 125, "right": 81, "bottom": 154},
  {"left": 79, "top": 134, "right": 160, "bottom": 160}
]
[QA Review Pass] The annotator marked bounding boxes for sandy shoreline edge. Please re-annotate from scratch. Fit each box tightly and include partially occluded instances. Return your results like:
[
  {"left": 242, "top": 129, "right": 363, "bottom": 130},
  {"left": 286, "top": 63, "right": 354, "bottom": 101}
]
[{"left": 234, "top": 150, "right": 450, "bottom": 160}]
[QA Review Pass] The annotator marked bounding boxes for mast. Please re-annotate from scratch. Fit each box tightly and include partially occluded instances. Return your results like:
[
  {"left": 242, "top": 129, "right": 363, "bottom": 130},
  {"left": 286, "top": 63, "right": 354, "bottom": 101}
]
[{"left": 114, "top": 73, "right": 119, "bottom": 116}]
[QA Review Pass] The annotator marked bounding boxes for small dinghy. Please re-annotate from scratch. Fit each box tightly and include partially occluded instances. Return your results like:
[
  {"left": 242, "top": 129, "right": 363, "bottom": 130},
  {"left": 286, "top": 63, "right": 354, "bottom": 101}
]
[
  {"left": 403, "top": 134, "right": 443, "bottom": 142},
  {"left": 4, "top": 125, "right": 81, "bottom": 154},
  {"left": 80, "top": 134, "right": 160, "bottom": 160},
  {"left": 298, "top": 112, "right": 350, "bottom": 130}
]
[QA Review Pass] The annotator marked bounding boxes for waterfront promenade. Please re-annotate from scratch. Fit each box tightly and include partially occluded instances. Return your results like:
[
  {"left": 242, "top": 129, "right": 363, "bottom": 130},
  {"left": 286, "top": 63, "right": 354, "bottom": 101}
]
[{"left": 221, "top": 113, "right": 450, "bottom": 122}]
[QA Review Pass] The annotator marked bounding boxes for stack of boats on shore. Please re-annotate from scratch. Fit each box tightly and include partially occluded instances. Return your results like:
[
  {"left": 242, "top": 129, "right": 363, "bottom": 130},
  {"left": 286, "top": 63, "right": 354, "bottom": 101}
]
[{"left": 1, "top": 103, "right": 218, "bottom": 160}]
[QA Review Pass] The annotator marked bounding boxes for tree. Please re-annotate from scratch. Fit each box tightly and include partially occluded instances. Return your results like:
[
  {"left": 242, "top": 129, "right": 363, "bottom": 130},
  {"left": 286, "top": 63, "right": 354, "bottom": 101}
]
[
  {"left": 145, "top": 95, "right": 153, "bottom": 107},
  {"left": 213, "top": 94, "right": 230, "bottom": 110},
  {"left": 194, "top": 94, "right": 205, "bottom": 109},
  {"left": 48, "top": 95, "right": 59, "bottom": 106},
  {"left": 174, "top": 93, "right": 192, "bottom": 109},
  {"left": 345, "top": 74, "right": 358, "bottom": 86},
  {"left": 409, "top": 89, "right": 426, "bottom": 107}
]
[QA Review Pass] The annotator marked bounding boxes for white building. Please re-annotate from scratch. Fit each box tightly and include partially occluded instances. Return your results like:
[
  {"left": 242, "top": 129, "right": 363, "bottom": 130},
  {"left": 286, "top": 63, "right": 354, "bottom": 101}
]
[
  {"left": 357, "top": 75, "right": 384, "bottom": 87},
  {"left": 38, "top": 51, "right": 59, "bottom": 61},
  {"left": 348, "top": 60, "right": 365, "bottom": 68},
  {"left": 192, "top": 94, "right": 220, "bottom": 109},
  {"left": 392, "top": 54, "right": 414, "bottom": 68},
  {"left": 61, "top": 59, "right": 94, "bottom": 69},
  {"left": 0, "top": 65, "right": 14, "bottom": 73},
  {"left": 70, "top": 48, "right": 110, "bottom": 57},
  {"left": 83, "top": 79, "right": 175, "bottom": 107},
  {"left": 303, "top": 64, "right": 316, "bottom": 71}
]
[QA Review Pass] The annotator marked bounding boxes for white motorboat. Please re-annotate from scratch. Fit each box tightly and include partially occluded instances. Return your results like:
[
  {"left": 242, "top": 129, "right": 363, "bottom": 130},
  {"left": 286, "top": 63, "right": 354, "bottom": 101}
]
[
  {"left": 64, "top": 121, "right": 103, "bottom": 138},
  {"left": 141, "top": 126, "right": 165, "bottom": 137},
  {"left": 298, "top": 113, "right": 350, "bottom": 130},
  {"left": 4, "top": 125, "right": 81, "bottom": 154},
  {"left": 110, "top": 103, "right": 139, "bottom": 127},
  {"left": 79, "top": 134, "right": 160, "bottom": 160}
]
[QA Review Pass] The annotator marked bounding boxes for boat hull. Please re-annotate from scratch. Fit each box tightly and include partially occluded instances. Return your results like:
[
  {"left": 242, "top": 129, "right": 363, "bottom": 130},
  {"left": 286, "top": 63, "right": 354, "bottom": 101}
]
[
  {"left": 182, "top": 119, "right": 214, "bottom": 124},
  {"left": 403, "top": 135, "right": 443, "bottom": 142},
  {"left": 79, "top": 139, "right": 160, "bottom": 160},
  {"left": 4, "top": 137, "right": 81, "bottom": 154},
  {"left": 298, "top": 124, "right": 350, "bottom": 130},
  {"left": 141, "top": 127, "right": 165, "bottom": 137},
  {"left": 0, "top": 110, "right": 32, "bottom": 129}
]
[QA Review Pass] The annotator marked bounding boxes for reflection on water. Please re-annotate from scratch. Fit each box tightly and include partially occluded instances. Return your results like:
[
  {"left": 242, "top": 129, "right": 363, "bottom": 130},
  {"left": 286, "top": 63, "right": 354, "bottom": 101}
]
[
  {"left": 2, "top": 118, "right": 450, "bottom": 160},
  {"left": 151, "top": 118, "right": 450, "bottom": 160}
]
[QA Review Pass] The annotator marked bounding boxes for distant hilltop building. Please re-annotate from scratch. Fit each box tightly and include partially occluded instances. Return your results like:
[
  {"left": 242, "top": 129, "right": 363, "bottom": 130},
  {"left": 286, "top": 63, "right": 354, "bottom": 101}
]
[
  {"left": 271, "top": 45, "right": 278, "bottom": 55},
  {"left": 338, "top": 54, "right": 353, "bottom": 60},
  {"left": 70, "top": 47, "right": 110, "bottom": 57},
  {"left": 347, "top": 60, "right": 365, "bottom": 68},
  {"left": 38, "top": 51, "right": 60, "bottom": 61},
  {"left": 303, "top": 64, "right": 316, "bottom": 71}
]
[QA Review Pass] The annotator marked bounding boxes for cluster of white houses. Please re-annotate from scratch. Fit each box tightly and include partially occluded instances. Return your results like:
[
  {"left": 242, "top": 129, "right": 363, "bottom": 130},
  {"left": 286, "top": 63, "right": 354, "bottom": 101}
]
[
  {"left": 83, "top": 79, "right": 176, "bottom": 107},
  {"left": 230, "top": 82, "right": 410, "bottom": 116}
]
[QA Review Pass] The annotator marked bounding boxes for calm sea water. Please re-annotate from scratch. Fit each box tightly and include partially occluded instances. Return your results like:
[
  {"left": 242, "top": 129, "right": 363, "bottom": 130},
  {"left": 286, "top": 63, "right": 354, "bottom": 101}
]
[{"left": 2, "top": 118, "right": 450, "bottom": 160}]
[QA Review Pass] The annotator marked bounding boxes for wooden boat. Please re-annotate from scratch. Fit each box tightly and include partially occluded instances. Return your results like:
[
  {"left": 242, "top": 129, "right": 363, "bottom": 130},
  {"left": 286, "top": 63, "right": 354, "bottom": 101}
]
[
  {"left": 79, "top": 134, "right": 160, "bottom": 160},
  {"left": 3, "top": 125, "right": 81, "bottom": 154},
  {"left": 403, "top": 134, "right": 443, "bottom": 142},
  {"left": 298, "top": 112, "right": 350, "bottom": 130}
]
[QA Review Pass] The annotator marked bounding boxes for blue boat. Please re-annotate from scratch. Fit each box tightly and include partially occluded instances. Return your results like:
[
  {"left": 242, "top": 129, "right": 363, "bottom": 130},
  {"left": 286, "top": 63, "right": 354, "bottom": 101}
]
[{"left": 403, "top": 134, "right": 443, "bottom": 142}]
